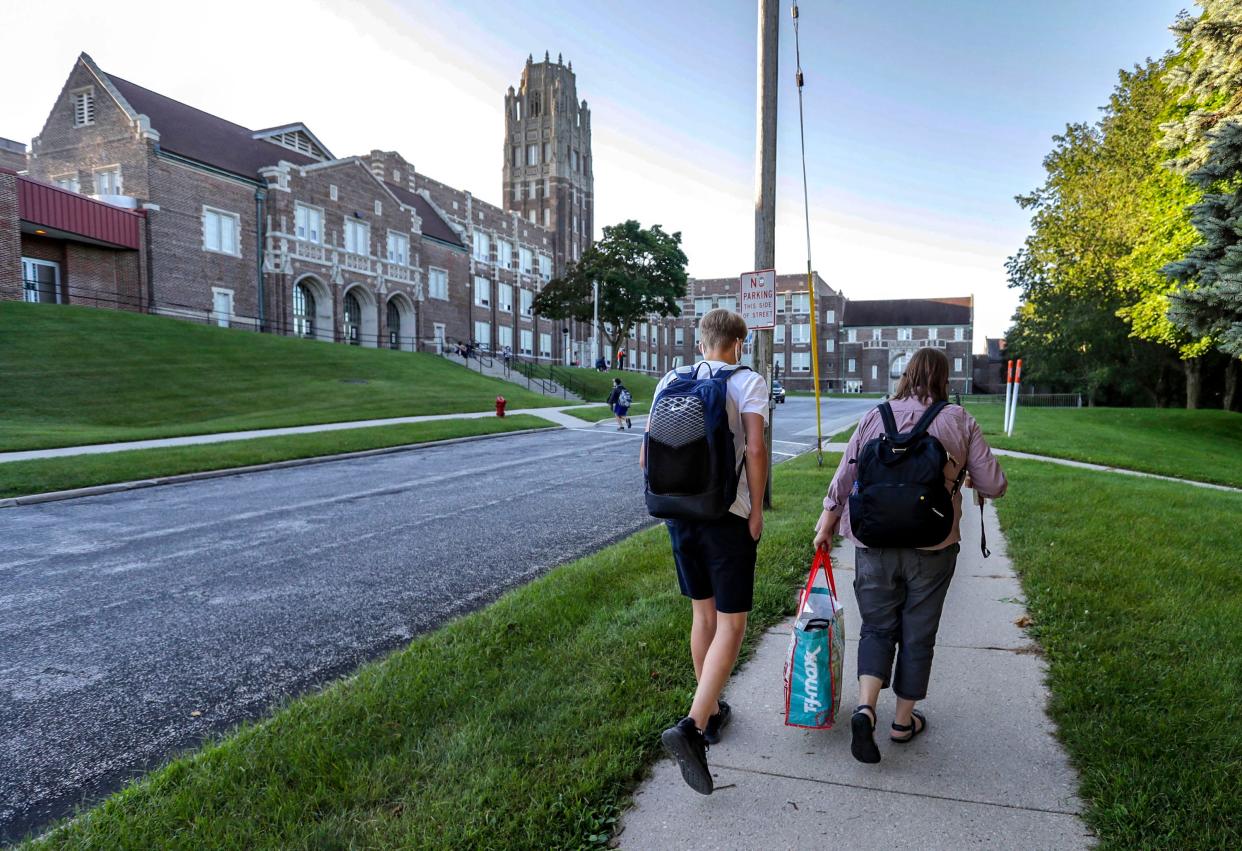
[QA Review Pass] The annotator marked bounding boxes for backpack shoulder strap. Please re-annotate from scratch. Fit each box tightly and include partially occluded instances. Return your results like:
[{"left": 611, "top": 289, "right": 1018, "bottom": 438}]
[
  {"left": 907, "top": 400, "right": 948, "bottom": 440},
  {"left": 877, "top": 402, "right": 899, "bottom": 440},
  {"left": 713, "top": 363, "right": 752, "bottom": 380}
]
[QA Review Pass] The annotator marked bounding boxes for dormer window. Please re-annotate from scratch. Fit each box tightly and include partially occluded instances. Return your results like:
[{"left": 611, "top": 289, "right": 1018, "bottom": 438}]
[
  {"left": 72, "top": 88, "right": 95, "bottom": 127},
  {"left": 254, "top": 125, "right": 333, "bottom": 161}
]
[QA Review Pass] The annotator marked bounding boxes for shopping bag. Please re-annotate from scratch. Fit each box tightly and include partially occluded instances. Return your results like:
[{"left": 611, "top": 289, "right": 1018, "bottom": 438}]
[{"left": 783, "top": 549, "right": 845, "bottom": 729}]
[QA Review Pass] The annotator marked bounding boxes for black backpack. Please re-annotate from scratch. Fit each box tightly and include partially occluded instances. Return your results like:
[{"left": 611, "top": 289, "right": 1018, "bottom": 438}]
[
  {"left": 848, "top": 401, "right": 967, "bottom": 550},
  {"left": 644, "top": 363, "right": 749, "bottom": 520}
]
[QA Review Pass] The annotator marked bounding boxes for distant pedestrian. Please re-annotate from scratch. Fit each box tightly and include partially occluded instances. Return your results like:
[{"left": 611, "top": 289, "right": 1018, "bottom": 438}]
[
  {"left": 595, "top": 355, "right": 608, "bottom": 372},
  {"left": 503, "top": 345, "right": 513, "bottom": 369},
  {"left": 618, "top": 348, "right": 628, "bottom": 370},
  {"left": 813, "top": 348, "right": 1007, "bottom": 764},
  {"left": 607, "top": 377, "right": 633, "bottom": 430}
]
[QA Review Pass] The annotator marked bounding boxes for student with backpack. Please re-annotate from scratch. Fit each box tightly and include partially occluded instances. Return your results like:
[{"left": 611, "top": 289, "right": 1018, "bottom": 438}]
[
  {"left": 640, "top": 308, "right": 770, "bottom": 795},
  {"left": 607, "top": 378, "right": 633, "bottom": 430},
  {"left": 811, "top": 348, "right": 1007, "bottom": 764}
]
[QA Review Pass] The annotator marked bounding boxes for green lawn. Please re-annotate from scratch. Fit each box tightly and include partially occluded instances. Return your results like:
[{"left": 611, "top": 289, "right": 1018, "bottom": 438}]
[
  {"left": 967, "top": 404, "right": 1242, "bottom": 487},
  {"left": 0, "top": 416, "right": 553, "bottom": 500},
  {"left": 998, "top": 459, "right": 1242, "bottom": 849},
  {"left": 23, "top": 454, "right": 834, "bottom": 850},
  {"left": 0, "top": 303, "right": 560, "bottom": 452}
]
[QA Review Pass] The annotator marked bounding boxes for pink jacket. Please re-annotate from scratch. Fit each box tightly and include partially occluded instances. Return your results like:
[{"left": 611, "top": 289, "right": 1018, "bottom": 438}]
[{"left": 824, "top": 398, "right": 1007, "bottom": 549}]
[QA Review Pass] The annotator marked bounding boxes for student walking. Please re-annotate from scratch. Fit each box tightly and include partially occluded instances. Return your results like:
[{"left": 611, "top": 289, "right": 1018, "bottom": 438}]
[
  {"left": 812, "top": 348, "right": 1006, "bottom": 764},
  {"left": 607, "top": 378, "right": 633, "bottom": 430},
  {"left": 640, "top": 308, "right": 769, "bottom": 795}
]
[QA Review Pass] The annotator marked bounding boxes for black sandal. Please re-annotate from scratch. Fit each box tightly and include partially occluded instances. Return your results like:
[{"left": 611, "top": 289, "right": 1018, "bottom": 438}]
[
  {"left": 850, "top": 704, "right": 881, "bottom": 764},
  {"left": 890, "top": 709, "right": 927, "bottom": 744}
]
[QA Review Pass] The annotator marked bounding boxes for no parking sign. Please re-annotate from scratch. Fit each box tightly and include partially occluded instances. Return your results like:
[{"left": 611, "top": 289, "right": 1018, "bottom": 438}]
[{"left": 739, "top": 269, "right": 776, "bottom": 329}]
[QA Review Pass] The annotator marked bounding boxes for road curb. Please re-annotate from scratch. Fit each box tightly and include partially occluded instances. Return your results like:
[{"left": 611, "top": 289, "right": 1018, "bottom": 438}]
[{"left": 0, "top": 426, "right": 558, "bottom": 509}]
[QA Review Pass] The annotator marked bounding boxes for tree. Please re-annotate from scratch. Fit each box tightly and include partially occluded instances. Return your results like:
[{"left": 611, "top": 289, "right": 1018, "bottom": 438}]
[{"left": 533, "top": 220, "right": 688, "bottom": 360}]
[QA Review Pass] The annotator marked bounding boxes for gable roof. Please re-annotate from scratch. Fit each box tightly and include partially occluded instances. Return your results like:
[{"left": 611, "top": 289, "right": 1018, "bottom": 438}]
[
  {"left": 843, "top": 297, "right": 972, "bottom": 328},
  {"left": 106, "top": 73, "right": 318, "bottom": 180},
  {"left": 384, "top": 181, "right": 465, "bottom": 248}
]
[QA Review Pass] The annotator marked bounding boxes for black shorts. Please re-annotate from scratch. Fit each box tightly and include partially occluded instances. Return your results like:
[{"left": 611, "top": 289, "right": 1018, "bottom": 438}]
[{"left": 666, "top": 513, "right": 758, "bottom": 614}]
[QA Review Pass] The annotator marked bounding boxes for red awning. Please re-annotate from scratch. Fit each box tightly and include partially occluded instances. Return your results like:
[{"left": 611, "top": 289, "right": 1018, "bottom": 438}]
[{"left": 18, "top": 175, "right": 142, "bottom": 249}]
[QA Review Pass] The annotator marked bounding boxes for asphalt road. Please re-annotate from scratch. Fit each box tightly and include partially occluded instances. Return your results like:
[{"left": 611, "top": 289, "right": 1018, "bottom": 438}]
[{"left": 0, "top": 395, "right": 876, "bottom": 843}]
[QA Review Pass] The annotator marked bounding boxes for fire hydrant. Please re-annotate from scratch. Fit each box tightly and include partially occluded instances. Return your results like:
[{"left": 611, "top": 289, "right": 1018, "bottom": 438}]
[{"left": 495, "top": 395, "right": 507, "bottom": 418}]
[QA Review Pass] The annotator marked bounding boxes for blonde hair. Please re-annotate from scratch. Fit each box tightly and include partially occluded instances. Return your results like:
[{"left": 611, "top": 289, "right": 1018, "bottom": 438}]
[
  {"left": 698, "top": 308, "right": 748, "bottom": 351},
  {"left": 892, "top": 348, "right": 950, "bottom": 404}
]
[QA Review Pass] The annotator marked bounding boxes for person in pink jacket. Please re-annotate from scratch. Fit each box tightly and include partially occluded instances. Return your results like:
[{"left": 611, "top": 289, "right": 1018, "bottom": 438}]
[{"left": 812, "top": 348, "right": 1007, "bottom": 763}]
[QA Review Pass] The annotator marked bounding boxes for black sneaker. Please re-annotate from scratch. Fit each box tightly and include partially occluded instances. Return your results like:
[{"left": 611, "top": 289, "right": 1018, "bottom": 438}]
[
  {"left": 626, "top": 417, "right": 632, "bottom": 429},
  {"left": 660, "top": 717, "right": 713, "bottom": 795},
  {"left": 703, "top": 700, "right": 731, "bottom": 745}
]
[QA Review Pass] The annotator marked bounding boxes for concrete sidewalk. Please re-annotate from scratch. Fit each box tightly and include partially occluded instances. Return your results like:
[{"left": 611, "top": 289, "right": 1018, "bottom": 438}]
[
  {"left": 618, "top": 493, "right": 1091, "bottom": 850},
  {"left": 0, "top": 405, "right": 603, "bottom": 464}
]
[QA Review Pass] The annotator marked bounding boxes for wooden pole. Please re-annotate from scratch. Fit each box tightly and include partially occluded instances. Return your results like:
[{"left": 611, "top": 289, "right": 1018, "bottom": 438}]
[{"left": 755, "top": 0, "right": 778, "bottom": 508}]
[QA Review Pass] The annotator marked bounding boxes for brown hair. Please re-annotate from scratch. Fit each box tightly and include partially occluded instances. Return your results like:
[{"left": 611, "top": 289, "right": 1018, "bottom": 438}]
[
  {"left": 698, "top": 308, "right": 748, "bottom": 351},
  {"left": 892, "top": 348, "right": 950, "bottom": 403}
]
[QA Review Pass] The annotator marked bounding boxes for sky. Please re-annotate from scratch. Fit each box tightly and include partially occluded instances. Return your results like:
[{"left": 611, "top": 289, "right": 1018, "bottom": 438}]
[{"left": 0, "top": 0, "right": 1192, "bottom": 351}]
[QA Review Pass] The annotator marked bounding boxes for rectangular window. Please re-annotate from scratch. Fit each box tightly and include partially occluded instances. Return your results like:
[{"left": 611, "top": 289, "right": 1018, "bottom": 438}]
[
  {"left": 428, "top": 267, "right": 448, "bottom": 300},
  {"left": 792, "top": 292, "right": 810, "bottom": 313},
  {"left": 928, "top": 327, "right": 938, "bottom": 340},
  {"left": 72, "top": 88, "right": 95, "bottom": 127},
  {"left": 774, "top": 325, "right": 785, "bottom": 344},
  {"left": 694, "top": 297, "right": 713, "bottom": 316},
  {"left": 717, "top": 296, "right": 737, "bottom": 313},
  {"left": 497, "top": 239, "right": 513, "bottom": 268},
  {"left": 544, "top": 208, "right": 551, "bottom": 228},
  {"left": 543, "top": 142, "right": 552, "bottom": 163},
  {"left": 538, "top": 254, "right": 552, "bottom": 280},
  {"left": 474, "top": 276, "right": 491, "bottom": 307},
  {"left": 847, "top": 328, "right": 857, "bottom": 343},
  {"left": 93, "top": 166, "right": 121, "bottom": 195},
  {"left": 472, "top": 230, "right": 491, "bottom": 262},
  {"left": 53, "top": 174, "right": 80, "bottom": 192},
  {"left": 520, "top": 246, "right": 534, "bottom": 272},
  {"left": 386, "top": 231, "right": 409, "bottom": 266},
  {"left": 871, "top": 364, "right": 879, "bottom": 380},
  {"left": 872, "top": 328, "right": 882, "bottom": 342},
  {"left": 499, "top": 325, "right": 514, "bottom": 349},
  {"left": 571, "top": 150, "right": 579, "bottom": 171},
  {"left": 539, "top": 332, "right": 552, "bottom": 358},
  {"left": 776, "top": 293, "right": 787, "bottom": 313},
  {"left": 675, "top": 327, "right": 685, "bottom": 346},
  {"left": 826, "top": 309, "right": 835, "bottom": 324},
  {"left": 211, "top": 288, "right": 234, "bottom": 328},
  {"left": 848, "top": 358, "right": 857, "bottom": 373},
  {"left": 474, "top": 321, "right": 492, "bottom": 349},
  {"left": 520, "top": 329, "right": 534, "bottom": 355},
  {"left": 520, "top": 288, "right": 534, "bottom": 317},
  {"left": 527, "top": 144, "right": 539, "bottom": 166},
  {"left": 792, "top": 352, "right": 811, "bottom": 372},
  {"left": 825, "top": 338, "right": 835, "bottom": 353},
  {"left": 955, "top": 327, "right": 965, "bottom": 341},
  {"left": 498, "top": 282, "right": 513, "bottom": 313},
  {"left": 954, "top": 357, "right": 964, "bottom": 373},
  {"left": 295, "top": 203, "right": 323, "bottom": 244},
  {"left": 343, "top": 218, "right": 369, "bottom": 255},
  {"left": 898, "top": 327, "right": 912, "bottom": 341},
  {"left": 202, "top": 207, "right": 240, "bottom": 256},
  {"left": 793, "top": 323, "right": 810, "bottom": 344}
]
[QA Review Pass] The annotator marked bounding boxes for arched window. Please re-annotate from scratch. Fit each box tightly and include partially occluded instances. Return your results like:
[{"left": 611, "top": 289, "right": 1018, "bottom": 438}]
[
  {"left": 343, "top": 292, "right": 362, "bottom": 345},
  {"left": 293, "top": 282, "right": 315, "bottom": 338},
  {"left": 387, "top": 301, "right": 401, "bottom": 350},
  {"left": 891, "top": 351, "right": 911, "bottom": 380}
]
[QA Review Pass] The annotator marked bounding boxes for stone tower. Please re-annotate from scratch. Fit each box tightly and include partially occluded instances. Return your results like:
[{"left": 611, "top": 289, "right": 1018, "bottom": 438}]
[{"left": 503, "top": 52, "right": 593, "bottom": 270}]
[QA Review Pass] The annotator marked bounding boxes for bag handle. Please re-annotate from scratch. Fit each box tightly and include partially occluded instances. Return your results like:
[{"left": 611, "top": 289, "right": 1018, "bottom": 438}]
[{"left": 802, "top": 548, "right": 838, "bottom": 601}]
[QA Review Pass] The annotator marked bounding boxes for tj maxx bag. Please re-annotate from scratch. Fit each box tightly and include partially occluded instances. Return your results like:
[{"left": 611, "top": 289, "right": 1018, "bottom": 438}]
[{"left": 783, "top": 550, "right": 845, "bottom": 730}]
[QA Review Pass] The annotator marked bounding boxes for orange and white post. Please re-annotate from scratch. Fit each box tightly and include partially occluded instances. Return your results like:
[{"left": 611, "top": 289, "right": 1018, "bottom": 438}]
[
  {"left": 1003, "top": 360, "right": 1015, "bottom": 434},
  {"left": 1006, "top": 359, "right": 1023, "bottom": 436}
]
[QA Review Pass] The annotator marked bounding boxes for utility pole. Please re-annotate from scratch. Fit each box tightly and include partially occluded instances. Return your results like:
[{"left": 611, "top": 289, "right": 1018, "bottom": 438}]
[
  {"left": 755, "top": 0, "right": 778, "bottom": 508},
  {"left": 592, "top": 278, "right": 600, "bottom": 367}
]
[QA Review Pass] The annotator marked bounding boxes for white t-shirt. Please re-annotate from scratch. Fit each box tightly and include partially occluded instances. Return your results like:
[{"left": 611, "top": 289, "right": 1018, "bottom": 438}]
[{"left": 653, "top": 360, "right": 770, "bottom": 518}]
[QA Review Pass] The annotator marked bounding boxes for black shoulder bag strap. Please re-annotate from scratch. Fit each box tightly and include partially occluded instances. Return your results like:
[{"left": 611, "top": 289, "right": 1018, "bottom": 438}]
[{"left": 877, "top": 402, "right": 899, "bottom": 441}]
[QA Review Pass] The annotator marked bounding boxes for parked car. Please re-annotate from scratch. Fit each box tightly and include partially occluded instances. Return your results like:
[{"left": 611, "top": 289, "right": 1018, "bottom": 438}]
[{"left": 772, "top": 380, "right": 786, "bottom": 404}]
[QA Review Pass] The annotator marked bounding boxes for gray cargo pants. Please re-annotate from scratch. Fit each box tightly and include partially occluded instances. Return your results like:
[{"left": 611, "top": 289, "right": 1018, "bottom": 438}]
[{"left": 853, "top": 543, "right": 959, "bottom": 701}]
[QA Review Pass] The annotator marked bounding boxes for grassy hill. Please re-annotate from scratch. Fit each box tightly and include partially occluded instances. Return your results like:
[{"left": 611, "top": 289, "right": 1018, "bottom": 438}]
[{"left": 0, "top": 303, "right": 561, "bottom": 452}]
